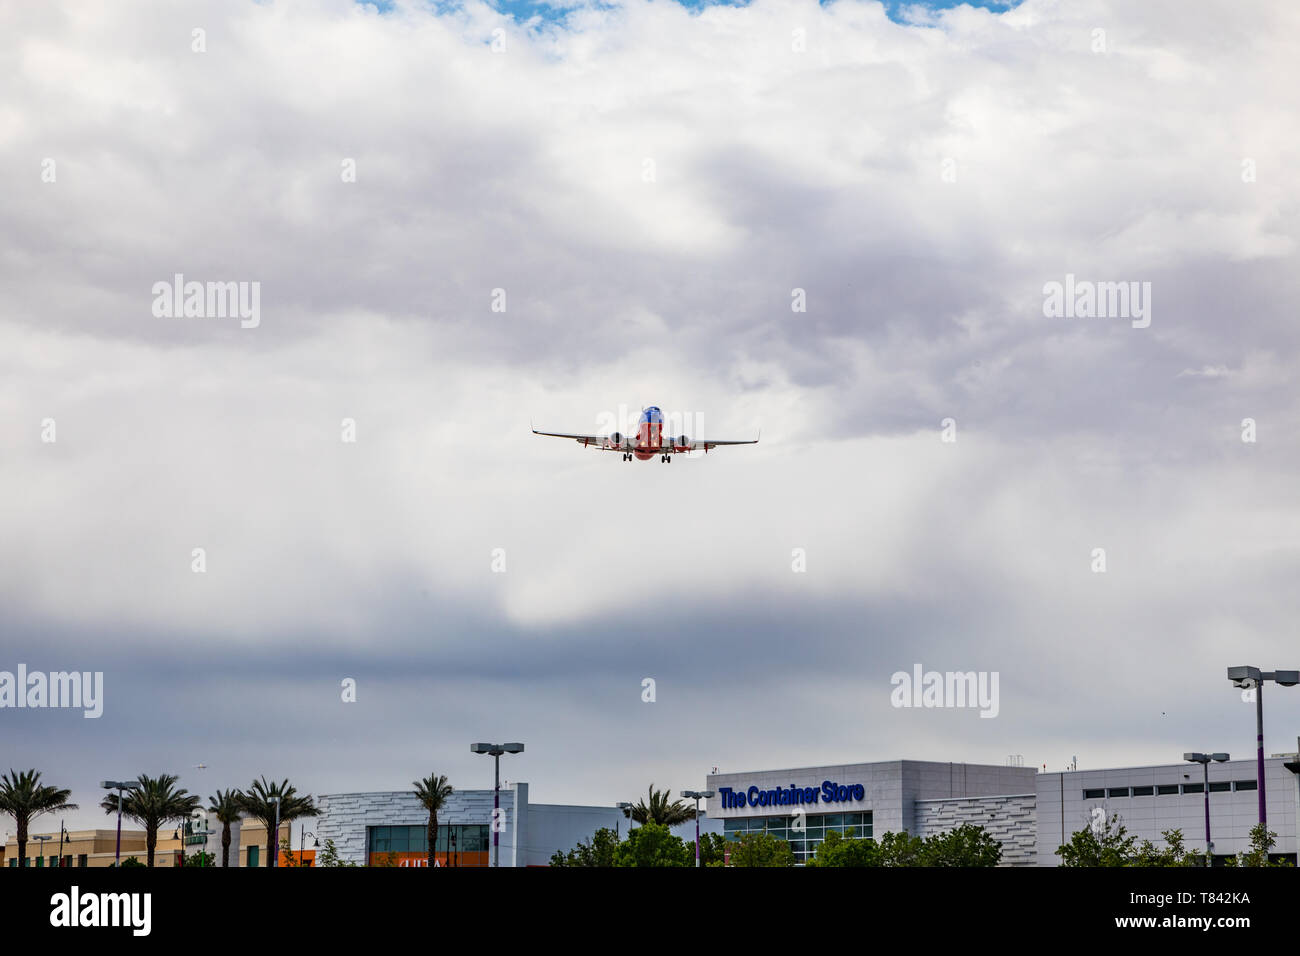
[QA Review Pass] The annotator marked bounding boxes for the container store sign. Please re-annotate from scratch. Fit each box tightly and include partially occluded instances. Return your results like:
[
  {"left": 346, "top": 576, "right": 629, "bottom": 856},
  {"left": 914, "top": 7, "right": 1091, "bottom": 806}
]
[{"left": 717, "top": 780, "right": 865, "bottom": 810}]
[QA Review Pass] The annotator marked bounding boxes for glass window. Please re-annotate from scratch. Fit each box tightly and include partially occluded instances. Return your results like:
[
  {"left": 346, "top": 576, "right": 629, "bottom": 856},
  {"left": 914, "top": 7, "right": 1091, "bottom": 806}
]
[
  {"left": 822, "top": 814, "right": 843, "bottom": 829},
  {"left": 1235, "top": 780, "right": 1257, "bottom": 791},
  {"left": 843, "top": 812, "right": 865, "bottom": 826},
  {"left": 1208, "top": 781, "right": 1231, "bottom": 793},
  {"left": 1183, "top": 783, "right": 1203, "bottom": 794},
  {"left": 724, "top": 819, "right": 746, "bottom": 834},
  {"left": 1156, "top": 784, "right": 1180, "bottom": 795},
  {"left": 806, "top": 815, "right": 823, "bottom": 828},
  {"left": 35, "top": 856, "right": 43, "bottom": 868},
  {"left": 1107, "top": 788, "right": 1129, "bottom": 798},
  {"left": 1083, "top": 789, "right": 1105, "bottom": 799},
  {"left": 1132, "top": 786, "right": 1153, "bottom": 796},
  {"left": 78, "top": 855, "right": 87, "bottom": 867},
  {"left": 248, "top": 846, "right": 259, "bottom": 867}
]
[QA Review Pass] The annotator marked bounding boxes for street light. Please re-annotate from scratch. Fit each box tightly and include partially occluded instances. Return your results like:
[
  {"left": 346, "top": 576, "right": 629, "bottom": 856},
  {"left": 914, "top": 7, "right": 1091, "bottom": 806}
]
[
  {"left": 681, "top": 790, "right": 715, "bottom": 868},
  {"left": 471, "top": 742, "right": 524, "bottom": 868},
  {"left": 178, "top": 811, "right": 214, "bottom": 867},
  {"left": 1227, "top": 666, "right": 1300, "bottom": 825},
  {"left": 32, "top": 834, "right": 51, "bottom": 868},
  {"left": 268, "top": 796, "right": 280, "bottom": 869},
  {"left": 300, "top": 828, "right": 317, "bottom": 866},
  {"left": 1183, "top": 752, "right": 1229, "bottom": 866},
  {"left": 100, "top": 780, "right": 136, "bottom": 867}
]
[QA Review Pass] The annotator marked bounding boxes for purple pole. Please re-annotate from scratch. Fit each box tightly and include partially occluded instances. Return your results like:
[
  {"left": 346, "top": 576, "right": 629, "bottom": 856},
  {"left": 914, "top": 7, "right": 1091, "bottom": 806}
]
[
  {"left": 695, "top": 800, "right": 701, "bottom": 868},
  {"left": 1203, "top": 761, "right": 1211, "bottom": 867},
  {"left": 1256, "top": 682, "right": 1267, "bottom": 826}
]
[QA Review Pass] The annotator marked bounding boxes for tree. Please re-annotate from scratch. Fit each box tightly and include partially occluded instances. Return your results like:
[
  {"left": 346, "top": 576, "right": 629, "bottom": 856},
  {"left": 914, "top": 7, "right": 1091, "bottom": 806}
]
[
  {"left": 550, "top": 827, "right": 622, "bottom": 867},
  {"left": 920, "top": 824, "right": 1003, "bottom": 867},
  {"left": 624, "top": 785, "right": 696, "bottom": 827},
  {"left": 316, "top": 838, "right": 358, "bottom": 867},
  {"left": 100, "top": 774, "right": 199, "bottom": 868},
  {"left": 413, "top": 773, "right": 453, "bottom": 869},
  {"left": 1233, "top": 823, "right": 1290, "bottom": 867},
  {"left": 1131, "top": 828, "right": 1201, "bottom": 867},
  {"left": 807, "top": 829, "right": 881, "bottom": 867},
  {"left": 614, "top": 822, "right": 691, "bottom": 867},
  {"left": 119, "top": 856, "right": 145, "bottom": 868},
  {"left": 0, "top": 769, "right": 78, "bottom": 869},
  {"left": 699, "top": 831, "right": 728, "bottom": 867},
  {"left": 1055, "top": 813, "right": 1138, "bottom": 867},
  {"left": 728, "top": 832, "right": 795, "bottom": 867},
  {"left": 237, "top": 777, "right": 319, "bottom": 868},
  {"left": 207, "top": 789, "right": 243, "bottom": 868},
  {"left": 878, "top": 830, "right": 926, "bottom": 866},
  {"left": 183, "top": 850, "right": 215, "bottom": 868}
]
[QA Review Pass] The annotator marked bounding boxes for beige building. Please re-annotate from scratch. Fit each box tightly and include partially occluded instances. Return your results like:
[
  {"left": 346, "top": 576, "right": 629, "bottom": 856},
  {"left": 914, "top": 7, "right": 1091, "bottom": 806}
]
[{"left": 5, "top": 820, "right": 298, "bottom": 868}]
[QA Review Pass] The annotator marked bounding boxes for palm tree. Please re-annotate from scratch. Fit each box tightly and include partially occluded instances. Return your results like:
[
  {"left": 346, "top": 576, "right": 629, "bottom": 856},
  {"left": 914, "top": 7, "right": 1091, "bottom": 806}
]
[
  {"left": 207, "top": 789, "right": 243, "bottom": 868},
  {"left": 237, "top": 777, "right": 319, "bottom": 868},
  {"left": 0, "top": 769, "right": 78, "bottom": 868},
  {"left": 624, "top": 784, "right": 696, "bottom": 826},
  {"left": 413, "top": 773, "right": 454, "bottom": 868},
  {"left": 100, "top": 773, "right": 200, "bottom": 867}
]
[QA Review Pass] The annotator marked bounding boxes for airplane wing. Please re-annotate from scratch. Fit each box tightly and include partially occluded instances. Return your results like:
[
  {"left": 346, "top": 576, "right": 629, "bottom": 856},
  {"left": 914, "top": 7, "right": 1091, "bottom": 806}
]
[
  {"left": 532, "top": 427, "right": 628, "bottom": 450},
  {"left": 682, "top": 437, "right": 759, "bottom": 452}
]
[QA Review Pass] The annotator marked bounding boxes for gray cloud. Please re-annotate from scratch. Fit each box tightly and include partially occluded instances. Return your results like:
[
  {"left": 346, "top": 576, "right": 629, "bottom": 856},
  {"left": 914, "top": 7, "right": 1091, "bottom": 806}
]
[{"left": 1, "top": 0, "right": 1298, "bottom": 833}]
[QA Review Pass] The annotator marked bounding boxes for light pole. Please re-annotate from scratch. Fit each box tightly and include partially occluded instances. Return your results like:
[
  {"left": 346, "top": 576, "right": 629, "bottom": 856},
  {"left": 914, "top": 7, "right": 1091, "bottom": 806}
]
[
  {"left": 1227, "top": 666, "right": 1300, "bottom": 825},
  {"left": 471, "top": 742, "right": 524, "bottom": 867},
  {"left": 268, "top": 796, "right": 280, "bottom": 869},
  {"left": 100, "top": 780, "right": 135, "bottom": 867},
  {"left": 300, "top": 828, "right": 317, "bottom": 866},
  {"left": 57, "top": 822, "right": 69, "bottom": 867},
  {"left": 681, "top": 790, "right": 715, "bottom": 867},
  {"left": 1283, "top": 737, "right": 1300, "bottom": 867},
  {"left": 178, "top": 811, "right": 214, "bottom": 867},
  {"left": 1183, "top": 752, "right": 1229, "bottom": 866},
  {"left": 32, "top": 834, "right": 51, "bottom": 867}
]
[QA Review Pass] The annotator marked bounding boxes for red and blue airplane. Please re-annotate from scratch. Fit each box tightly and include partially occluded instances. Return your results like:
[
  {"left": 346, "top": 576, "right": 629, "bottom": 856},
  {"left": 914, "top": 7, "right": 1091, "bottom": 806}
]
[{"left": 532, "top": 406, "right": 758, "bottom": 463}]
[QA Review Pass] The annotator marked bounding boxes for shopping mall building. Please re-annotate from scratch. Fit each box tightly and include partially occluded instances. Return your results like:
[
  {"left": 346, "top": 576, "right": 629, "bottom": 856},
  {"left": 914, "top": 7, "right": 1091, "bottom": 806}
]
[
  {"left": 705, "top": 755, "right": 1300, "bottom": 865},
  {"left": 312, "top": 783, "right": 718, "bottom": 866},
  {"left": 9, "top": 754, "right": 1298, "bottom": 867}
]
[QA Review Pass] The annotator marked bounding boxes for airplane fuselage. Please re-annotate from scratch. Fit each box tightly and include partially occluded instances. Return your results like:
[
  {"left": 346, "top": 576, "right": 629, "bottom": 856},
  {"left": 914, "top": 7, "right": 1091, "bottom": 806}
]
[{"left": 632, "top": 407, "right": 664, "bottom": 460}]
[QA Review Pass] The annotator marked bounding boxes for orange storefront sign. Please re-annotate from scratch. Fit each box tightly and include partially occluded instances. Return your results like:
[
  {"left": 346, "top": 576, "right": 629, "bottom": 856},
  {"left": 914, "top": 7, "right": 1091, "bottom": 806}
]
[{"left": 367, "top": 851, "right": 490, "bottom": 867}]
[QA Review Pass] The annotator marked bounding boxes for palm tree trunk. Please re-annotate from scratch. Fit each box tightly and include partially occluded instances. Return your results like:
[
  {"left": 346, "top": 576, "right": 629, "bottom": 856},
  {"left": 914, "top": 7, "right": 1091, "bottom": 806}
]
[
  {"left": 427, "top": 812, "right": 436, "bottom": 868},
  {"left": 146, "top": 827, "right": 157, "bottom": 868},
  {"left": 222, "top": 824, "right": 231, "bottom": 867},
  {"left": 17, "top": 818, "right": 27, "bottom": 868}
]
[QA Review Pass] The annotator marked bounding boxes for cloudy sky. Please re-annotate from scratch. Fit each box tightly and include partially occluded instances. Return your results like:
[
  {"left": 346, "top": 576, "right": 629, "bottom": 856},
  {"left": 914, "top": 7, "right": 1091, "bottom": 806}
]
[{"left": 2, "top": 0, "right": 1298, "bottom": 834}]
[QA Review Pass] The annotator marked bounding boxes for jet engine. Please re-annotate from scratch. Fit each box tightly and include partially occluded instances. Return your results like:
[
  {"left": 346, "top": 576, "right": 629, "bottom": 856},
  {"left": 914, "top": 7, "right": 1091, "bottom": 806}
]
[{"left": 672, "top": 435, "right": 691, "bottom": 452}]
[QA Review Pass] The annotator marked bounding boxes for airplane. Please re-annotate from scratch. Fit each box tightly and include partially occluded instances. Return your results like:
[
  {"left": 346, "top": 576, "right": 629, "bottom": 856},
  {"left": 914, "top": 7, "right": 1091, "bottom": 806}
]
[{"left": 532, "top": 406, "right": 758, "bottom": 463}]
